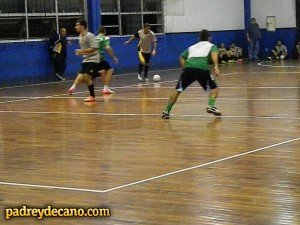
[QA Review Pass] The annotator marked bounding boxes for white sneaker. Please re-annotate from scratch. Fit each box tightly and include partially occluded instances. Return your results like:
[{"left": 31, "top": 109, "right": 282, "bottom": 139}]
[
  {"left": 138, "top": 74, "right": 143, "bottom": 81},
  {"left": 144, "top": 78, "right": 149, "bottom": 82}
]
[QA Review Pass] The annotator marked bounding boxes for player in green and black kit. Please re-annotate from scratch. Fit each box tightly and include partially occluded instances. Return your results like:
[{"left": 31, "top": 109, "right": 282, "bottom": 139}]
[
  {"left": 162, "top": 30, "right": 222, "bottom": 119},
  {"left": 96, "top": 26, "right": 118, "bottom": 94}
]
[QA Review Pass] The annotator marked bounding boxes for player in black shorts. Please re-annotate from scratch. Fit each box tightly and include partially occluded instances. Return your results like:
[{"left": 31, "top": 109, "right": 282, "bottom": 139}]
[
  {"left": 68, "top": 19, "right": 100, "bottom": 102},
  {"left": 96, "top": 26, "right": 118, "bottom": 94},
  {"left": 162, "top": 30, "right": 222, "bottom": 119}
]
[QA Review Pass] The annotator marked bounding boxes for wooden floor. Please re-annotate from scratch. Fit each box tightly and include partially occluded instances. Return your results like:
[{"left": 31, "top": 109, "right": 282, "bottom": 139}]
[{"left": 0, "top": 60, "right": 299, "bottom": 225}]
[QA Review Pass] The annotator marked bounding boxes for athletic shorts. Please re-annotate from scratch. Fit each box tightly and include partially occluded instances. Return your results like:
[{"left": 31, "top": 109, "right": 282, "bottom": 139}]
[
  {"left": 79, "top": 62, "right": 99, "bottom": 79},
  {"left": 98, "top": 60, "right": 112, "bottom": 71},
  {"left": 175, "top": 67, "right": 218, "bottom": 92},
  {"left": 138, "top": 47, "right": 151, "bottom": 64}
]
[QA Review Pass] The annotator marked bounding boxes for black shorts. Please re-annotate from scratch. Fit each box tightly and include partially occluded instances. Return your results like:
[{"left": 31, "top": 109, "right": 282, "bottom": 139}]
[
  {"left": 175, "top": 67, "right": 218, "bottom": 92},
  {"left": 98, "top": 60, "right": 112, "bottom": 71},
  {"left": 79, "top": 62, "right": 99, "bottom": 79},
  {"left": 138, "top": 47, "right": 151, "bottom": 64}
]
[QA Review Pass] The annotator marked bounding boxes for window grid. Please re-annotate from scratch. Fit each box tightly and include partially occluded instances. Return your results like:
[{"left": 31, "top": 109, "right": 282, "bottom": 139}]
[
  {"left": 0, "top": 0, "right": 86, "bottom": 40},
  {"left": 101, "top": 0, "right": 165, "bottom": 36}
]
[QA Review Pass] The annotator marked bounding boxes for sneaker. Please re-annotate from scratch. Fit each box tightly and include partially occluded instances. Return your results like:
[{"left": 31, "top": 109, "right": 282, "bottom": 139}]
[
  {"left": 144, "top": 78, "right": 149, "bottom": 82},
  {"left": 267, "top": 57, "right": 272, "bottom": 61},
  {"left": 67, "top": 88, "right": 75, "bottom": 95},
  {"left": 55, "top": 74, "right": 66, "bottom": 81},
  {"left": 228, "top": 60, "right": 235, "bottom": 63},
  {"left": 102, "top": 88, "right": 115, "bottom": 95},
  {"left": 221, "top": 60, "right": 227, "bottom": 64},
  {"left": 161, "top": 111, "right": 170, "bottom": 119},
  {"left": 84, "top": 96, "right": 96, "bottom": 102},
  {"left": 206, "top": 106, "right": 222, "bottom": 116},
  {"left": 138, "top": 74, "right": 143, "bottom": 81}
]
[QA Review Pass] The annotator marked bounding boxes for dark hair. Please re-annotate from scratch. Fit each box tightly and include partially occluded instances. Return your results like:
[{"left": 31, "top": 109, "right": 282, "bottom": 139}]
[
  {"left": 200, "top": 30, "right": 210, "bottom": 41},
  {"left": 98, "top": 26, "right": 106, "bottom": 34},
  {"left": 76, "top": 19, "right": 87, "bottom": 29},
  {"left": 251, "top": 18, "right": 256, "bottom": 21},
  {"left": 143, "top": 23, "right": 151, "bottom": 28}
]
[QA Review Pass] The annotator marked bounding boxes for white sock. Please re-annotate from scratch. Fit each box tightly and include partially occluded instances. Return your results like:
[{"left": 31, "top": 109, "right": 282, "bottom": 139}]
[
  {"left": 71, "top": 84, "right": 76, "bottom": 90},
  {"left": 104, "top": 85, "right": 109, "bottom": 90}
]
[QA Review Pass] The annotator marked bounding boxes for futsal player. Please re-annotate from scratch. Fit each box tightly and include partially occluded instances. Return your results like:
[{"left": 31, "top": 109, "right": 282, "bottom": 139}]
[
  {"left": 162, "top": 30, "right": 221, "bottom": 119},
  {"left": 96, "top": 26, "right": 118, "bottom": 94},
  {"left": 124, "top": 23, "right": 157, "bottom": 82},
  {"left": 67, "top": 19, "right": 100, "bottom": 102}
]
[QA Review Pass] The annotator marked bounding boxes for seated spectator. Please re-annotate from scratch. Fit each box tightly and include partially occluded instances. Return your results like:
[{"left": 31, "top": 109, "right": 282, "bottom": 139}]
[
  {"left": 268, "top": 40, "right": 287, "bottom": 60},
  {"left": 296, "top": 41, "right": 300, "bottom": 59},
  {"left": 218, "top": 43, "right": 230, "bottom": 64},
  {"left": 228, "top": 42, "right": 243, "bottom": 62}
]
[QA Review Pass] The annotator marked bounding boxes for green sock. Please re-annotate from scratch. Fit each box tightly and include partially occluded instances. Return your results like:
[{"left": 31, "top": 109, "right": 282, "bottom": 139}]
[
  {"left": 165, "top": 102, "right": 174, "bottom": 113},
  {"left": 208, "top": 97, "right": 216, "bottom": 108}
]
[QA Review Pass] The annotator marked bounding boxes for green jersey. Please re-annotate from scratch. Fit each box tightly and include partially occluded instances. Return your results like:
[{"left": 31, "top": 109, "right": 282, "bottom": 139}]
[
  {"left": 95, "top": 34, "right": 110, "bottom": 61},
  {"left": 181, "top": 41, "right": 218, "bottom": 71}
]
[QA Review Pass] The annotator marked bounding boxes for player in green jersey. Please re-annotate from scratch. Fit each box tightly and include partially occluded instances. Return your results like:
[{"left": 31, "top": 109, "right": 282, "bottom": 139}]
[
  {"left": 162, "top": 30, "right": 222, "bottom": 119},
  {"left": 96, "top": 26, "right": 118, "bottom": 94}
]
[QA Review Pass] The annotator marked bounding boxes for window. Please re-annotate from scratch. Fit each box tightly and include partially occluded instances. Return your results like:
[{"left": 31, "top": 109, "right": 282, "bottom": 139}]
[
  {"left": 0, "top": 0, "right": 86, "bottom": 40},
  {"left": 101, "top": 0, "right": 164, "bottom": 35}
]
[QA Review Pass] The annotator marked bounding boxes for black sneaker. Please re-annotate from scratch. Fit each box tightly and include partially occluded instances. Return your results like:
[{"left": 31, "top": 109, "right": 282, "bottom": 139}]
[
  {"left": 55, "top": 74, "right": 66, "bottom": 81},
  {"left": 206, "top": 106, "right": 222, "bottom": 116},
  {"left": 161, "top": 111, "right": 170, "bottom": 119}
]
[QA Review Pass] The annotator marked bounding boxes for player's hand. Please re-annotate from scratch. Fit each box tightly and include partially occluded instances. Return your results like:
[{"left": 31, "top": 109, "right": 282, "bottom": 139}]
[
  {"left": 151, "top": 50, "right": 156, "bottom": 56},
  {"left": 247, "top": 38, "right": 251, "bottom": 43},
  {"left": 124, "top": 41, "right": 130, "bottom": 45},
  {"left": 75, "top": 49, "right": 83, "bottom": 56},
  {"left": 113, "top": 57, "right": 118, "bottom": 64},
  {"left": 213, "top": 66, "right": 220, "bottom": 77}
]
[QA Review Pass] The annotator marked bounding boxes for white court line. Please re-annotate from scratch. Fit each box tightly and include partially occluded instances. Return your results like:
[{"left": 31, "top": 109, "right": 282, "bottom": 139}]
[
  {"left": 0, "top": 137, "right": 299, "bottom": 194},
  {"left": 0, "top": 110, "right": 299, "bottom": 120},
  {"left": 0, "top": 68, "right": 181, "bottom": 91},
  {"left": 258, "top": 61, "right": 300, "bottom": 68},
  {"left": 0, "top": 96, "right": 299, "bottom": 101}
]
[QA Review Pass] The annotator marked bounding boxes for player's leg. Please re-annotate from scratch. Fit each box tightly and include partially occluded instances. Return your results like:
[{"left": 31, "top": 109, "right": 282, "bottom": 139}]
[
  {"left": 143, "top": 53, "right": 151, "bottom": 82},
  {"left": 248, "top": 40, "right": 254, "bottom": 60},
  {"left": 101, "top": 61, "right": 115, "bottom": 94},
  {"left": 138, "top": 48, "right": 145, "bottom": 80},
  {"left": 162, "top": 68, "right": 196, "bottom": 119},
  {"left": 68, "top": 73, "right": 85, "bottom": 94},
  {"left": 83, "top": 74, "right": 96, "bottom": 102},
  {"left": 197, "top": 72, "right": 222, "bottom": 116}
]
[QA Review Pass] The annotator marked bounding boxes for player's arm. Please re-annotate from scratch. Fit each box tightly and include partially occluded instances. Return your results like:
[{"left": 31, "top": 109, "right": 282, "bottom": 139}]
[
  {"left": 211, "top": 52, "right": 220, "bottom": 76},
  {"left": 105, "top": 46, "right": 118, "bottom": 64},
  {"left": 179, "top": 49, "right": 188, "bottom": 69},
  {"left": 75, "top": 47, "right": 97, "bottom": 56},
  {"left": 124, "top": 33, "right": 139, "bottom": 45}
]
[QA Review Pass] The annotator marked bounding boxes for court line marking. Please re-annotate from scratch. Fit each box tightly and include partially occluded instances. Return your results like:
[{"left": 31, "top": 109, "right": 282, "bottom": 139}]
[
  {"left": 0, "top": 111, "right": 299, "bottom": 120},
  {"left": 0, "top": 96, "right": 299, "bottom": 101},
  {"left": 0, "top": 137, "right": 299, "bottom": 194},
  {"left": 258, "top": 61, "right": 300, "bottom": 68},
  {"left": 0, "top": 68, "right": 182, "bottom": 90}
]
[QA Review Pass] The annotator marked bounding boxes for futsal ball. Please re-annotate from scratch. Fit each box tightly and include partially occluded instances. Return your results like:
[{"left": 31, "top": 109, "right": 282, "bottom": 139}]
[
  {"left": 153, "top": 74, "right": 161, "bottom": 82},
  {"left": 280, "top": 55, "right": 285, "bottom": 60}
]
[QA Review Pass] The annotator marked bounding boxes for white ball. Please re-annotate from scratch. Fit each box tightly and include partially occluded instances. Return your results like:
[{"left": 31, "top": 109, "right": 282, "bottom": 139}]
[
  {"left": 153, "top": 74, "right": 161, "bottom": 82},
  {"left": 280, "top": 55, "right": 285, "bottom": 60}
]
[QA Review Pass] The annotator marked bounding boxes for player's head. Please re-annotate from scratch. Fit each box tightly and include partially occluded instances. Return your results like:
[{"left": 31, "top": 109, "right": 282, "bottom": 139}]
[
  {"left": 251, "top": 18, "right": 256, "bottom": 25},
  {"left": 220, "top": 43, "right": 225, "bottom": 48},
  {"left": 231, "top": 42, "right": 236, "bottom": 48},
  {"left": 277, "top": 40, "right": 282, "bottom": 46},
  {"left": 59, "top": 28, "right": 66, "bottom": 37},
  {"left": 75, "top": 19, "right": 87, "bottom": 33},
  {"left": 200, "top": 30, "right": 211, "bottom": 42},
  {"left": 143, "top": 23, "right": 151, "bottom": 33},
  {"left": 98, "top": 26, "right": 106, "bottom": 35}
]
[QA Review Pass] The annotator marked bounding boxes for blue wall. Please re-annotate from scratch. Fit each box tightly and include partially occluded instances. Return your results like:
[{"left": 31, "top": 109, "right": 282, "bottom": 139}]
[{"left": 0, "top": 28, "right": 297, "bottom": 86}]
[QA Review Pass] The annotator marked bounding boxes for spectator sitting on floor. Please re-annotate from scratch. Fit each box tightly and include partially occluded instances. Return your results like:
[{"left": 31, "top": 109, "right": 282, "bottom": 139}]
[
  {"left": 268, "top": 40, "right": 287, "bottom": 60},
  {"left": 228, "top": 42, "right": 243, "bottom": 63},
  {"left": 218, "top": 43, "right": 230, "bottom": 64},
  {"left": 296, "top": 41, "right": 300, "bottom": 59}
]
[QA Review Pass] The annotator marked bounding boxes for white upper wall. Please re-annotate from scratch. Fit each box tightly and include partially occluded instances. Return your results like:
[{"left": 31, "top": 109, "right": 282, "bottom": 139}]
[
  {"left": 165, "top": 0, "right": 245, "bottom": 33},
  {"left": 251, "top": 0, "right": 296, "bottom": 28}
]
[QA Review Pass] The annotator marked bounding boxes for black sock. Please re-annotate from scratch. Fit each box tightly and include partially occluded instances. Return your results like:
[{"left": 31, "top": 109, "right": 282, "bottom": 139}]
[
  {"left": 144, "top": 65, "right": 149, "bottom": 78},
  {"left": 88, "top": 84, "right": 95, "bottom": 98},
  {"left": 138, "top": 64, "right": 144, "bottom": 74}
]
